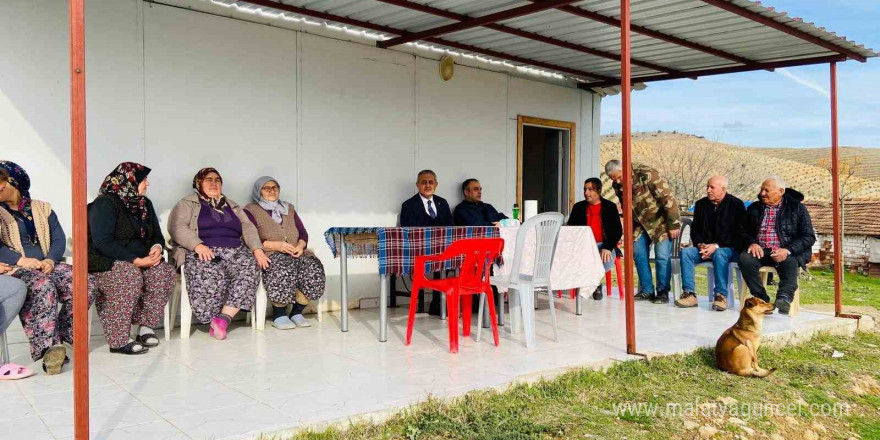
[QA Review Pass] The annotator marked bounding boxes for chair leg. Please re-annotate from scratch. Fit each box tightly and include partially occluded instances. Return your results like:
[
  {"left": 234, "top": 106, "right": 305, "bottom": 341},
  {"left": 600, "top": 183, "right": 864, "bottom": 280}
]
[
  {"left": 615, "top": 257, "right": 624, "bottom": 300},
  {"left": 406, "top": 281, "right": 422, "bottom": 345},
  {"left": 706, "top": 269, "right": 715, "bottom": 302},
  {"left": 447, "top": 293, "right": 459, "bottom": 353},
  {"left": 253, "top": 281, "right": 268, "bottom": 331},
  {"left": 790, "top": 289, "right": 800, "bottom": 318},
  {"left": 476, "top": 293, "right": 485, "bottom": 342},
  {"left": 180, "top": 270, "right": 192, "bottom": 340},
  {"left": 519, "top": 286, "right": 536, "bottom": 348},
  {"left": 546, "top": 290, "right": 558, "bottom": 342},
  {"left": 486, "top": 289, "right": 500, "bottom": 346},
  {"left": 736, "top": 267, "right": 749, "bottom": 310},
  {"left": 0, "top": 332, "right": 8, "bottom": 365},
  {"left": 461, "top": 295, "right": 472, "bottom": 337},
  {"left": 605, "top": 271, "right": 612, "bottom": 297}
]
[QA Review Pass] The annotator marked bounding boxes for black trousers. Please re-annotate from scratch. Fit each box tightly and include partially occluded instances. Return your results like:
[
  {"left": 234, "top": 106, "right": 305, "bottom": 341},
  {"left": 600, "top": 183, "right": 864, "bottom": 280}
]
[{"left": 738, "top": 249, "right": 799, "bottom": 303}]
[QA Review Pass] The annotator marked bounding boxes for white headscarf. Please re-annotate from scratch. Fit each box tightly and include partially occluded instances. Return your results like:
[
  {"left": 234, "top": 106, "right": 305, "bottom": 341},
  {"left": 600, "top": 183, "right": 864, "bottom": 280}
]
[{"left": 252, "top": 176, "right": 289, "bottom": 224}]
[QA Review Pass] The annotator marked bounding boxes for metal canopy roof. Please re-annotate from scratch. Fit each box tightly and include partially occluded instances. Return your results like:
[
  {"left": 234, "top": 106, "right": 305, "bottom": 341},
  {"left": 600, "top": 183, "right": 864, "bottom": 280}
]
[{"left": 217, "top": 0, "right": 875, "bottom": 88}]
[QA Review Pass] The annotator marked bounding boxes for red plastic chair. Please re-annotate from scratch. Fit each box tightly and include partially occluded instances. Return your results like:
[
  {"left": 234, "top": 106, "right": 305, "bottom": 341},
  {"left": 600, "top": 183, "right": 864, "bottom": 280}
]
[
  {"left": 405, "top": 238, "right": 504, "bottom": 353},
  {"left": 557, "top": 254, "right": 624, "bottom": 299}
]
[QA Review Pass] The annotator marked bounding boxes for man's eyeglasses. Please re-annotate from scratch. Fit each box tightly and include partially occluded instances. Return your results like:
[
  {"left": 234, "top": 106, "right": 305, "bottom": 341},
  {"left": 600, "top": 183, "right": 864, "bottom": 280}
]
[{"left": 419, "top": 180, "right": 437, "bottom": 186}]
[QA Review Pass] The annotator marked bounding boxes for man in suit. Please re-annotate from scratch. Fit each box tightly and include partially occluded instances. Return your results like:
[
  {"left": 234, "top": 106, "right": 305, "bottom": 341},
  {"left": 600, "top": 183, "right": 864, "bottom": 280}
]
[
  {"left": 454, "top": 178, "right": 508, "bottom": 226},
  {"left": 400, "top": 169, "right": 453, "bottom": 227},
  {"left": 399, "top": 170, "right": 453, "bottom": 316},
  {"left": 568, "top": 178, "right": 622, "bottom": 300}
]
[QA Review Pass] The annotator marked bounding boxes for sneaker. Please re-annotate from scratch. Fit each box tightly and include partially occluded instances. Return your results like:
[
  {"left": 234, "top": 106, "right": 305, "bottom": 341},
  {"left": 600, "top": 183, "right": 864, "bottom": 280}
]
[
  {"left": 634, "top": 291, "right": 654, "bottom": 301},
  {"left": 650, "top": 291, "right": 669, "bottom": 304},
  {"left": 711, "top": 294, "right": 728, "bottom": 311},
  {"left": 592, "top": 285, "right": 603, "bottom": 300},
  {"left": 674, "top": 291, "right": 698, "bottom": 308},
  {"left": 272, "top": 316, "right": 297, "bottom": 330},
  {"left": 290, "top": 314, "right": 311, "bottom": 327},
  {"left": 774, "top": 299, "right": 791, "bottom": 315}
]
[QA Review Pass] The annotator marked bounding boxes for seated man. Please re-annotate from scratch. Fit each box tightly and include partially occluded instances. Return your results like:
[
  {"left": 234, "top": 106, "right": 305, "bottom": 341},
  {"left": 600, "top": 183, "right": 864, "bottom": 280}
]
[
  {"left": 738, "top": 176, "right": 815, "bottom": 315},
  {"left": 400, "top": 169, "right": 453, "bottom": 316},
  {"left": 454, "top": 178, "right": 508, "bottom": 226},
  {"left": 675, "top": 176, "right": 745, "bottom": 311},
  {"left": 400, "top": 169, "right": 453, "bottom": 227},
  {"left": 568, "top": 178, "right": 622, "bottom": 300}
]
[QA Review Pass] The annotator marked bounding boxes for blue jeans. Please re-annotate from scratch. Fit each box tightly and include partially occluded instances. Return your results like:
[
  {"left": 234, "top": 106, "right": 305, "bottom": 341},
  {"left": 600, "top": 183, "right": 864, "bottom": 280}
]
[
  {"left": 598, "top": 245, "right": 616, "bottom": 272},
  {"left": 680, "top": 246, "right": 738, "bottom": 295},
  {"left": 633, "top": 231, "right": 671, "bottom": 294}
]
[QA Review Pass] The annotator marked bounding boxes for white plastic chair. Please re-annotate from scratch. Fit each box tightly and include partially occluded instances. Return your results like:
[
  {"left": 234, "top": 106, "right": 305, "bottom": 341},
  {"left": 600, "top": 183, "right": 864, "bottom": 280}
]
[
  {"left": 488, "top": 212, "right": 563, "bottom": 348},
  {"left": 0, "top": 332, "right": 9, "bottom": 364},
  {"left": 163, "top": 261, "right": 265, "bottom": 340}
]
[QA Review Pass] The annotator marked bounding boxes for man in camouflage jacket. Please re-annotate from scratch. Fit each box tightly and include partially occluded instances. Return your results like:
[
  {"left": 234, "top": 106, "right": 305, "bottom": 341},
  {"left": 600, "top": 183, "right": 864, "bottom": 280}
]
[{"left": 606, "top": 160, "right": 681, "bottom": 304}]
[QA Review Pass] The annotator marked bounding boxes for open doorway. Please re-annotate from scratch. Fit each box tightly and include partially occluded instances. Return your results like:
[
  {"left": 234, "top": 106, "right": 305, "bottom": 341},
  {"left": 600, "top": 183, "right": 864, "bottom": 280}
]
[{"left": 517, "top": 116, "right": 576, "bottom": 215}]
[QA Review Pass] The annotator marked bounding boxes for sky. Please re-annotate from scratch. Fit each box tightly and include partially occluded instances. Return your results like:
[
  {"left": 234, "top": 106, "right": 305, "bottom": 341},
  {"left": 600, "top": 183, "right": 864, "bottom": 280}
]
[{"left": 601, "top": 0, "right": 880, "bottom": 148}]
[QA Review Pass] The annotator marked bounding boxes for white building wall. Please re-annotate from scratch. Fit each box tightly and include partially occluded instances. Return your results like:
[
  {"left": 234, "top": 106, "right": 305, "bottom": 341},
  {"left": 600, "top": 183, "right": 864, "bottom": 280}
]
[
  {"left": 0, "top": 0, "right": 601, "bottom": 309},
  {"left": 813, "top": 233, "right": 872, "bottom": 269}
]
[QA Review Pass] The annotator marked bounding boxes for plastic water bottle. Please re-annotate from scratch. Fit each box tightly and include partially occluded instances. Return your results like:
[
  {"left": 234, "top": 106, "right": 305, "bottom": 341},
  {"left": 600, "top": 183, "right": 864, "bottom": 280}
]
[{"left": 511, "top": 203, "right": 520, "bottom": 222}]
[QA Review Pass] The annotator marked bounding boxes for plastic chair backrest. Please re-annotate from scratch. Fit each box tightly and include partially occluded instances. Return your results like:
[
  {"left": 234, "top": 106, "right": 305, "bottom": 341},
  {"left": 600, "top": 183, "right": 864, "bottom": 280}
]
[
  {"left": 507, "top": 212, "right": 563, "bottom": 286},
  {"left": 671, "top": 216, "right": 693, "bottom": 259},
  {"left": 447, "top": 238, "right": 504, "bottom": 291}
]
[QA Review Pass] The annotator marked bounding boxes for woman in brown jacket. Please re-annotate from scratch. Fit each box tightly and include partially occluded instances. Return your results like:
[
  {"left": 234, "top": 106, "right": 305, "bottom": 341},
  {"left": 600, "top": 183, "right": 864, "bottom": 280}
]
[
  {"left": 168, "top": 168, "right": 269, "bottom": 340},
  {"left": 244, "top": 176, "right": 324, "bottom": 330}
]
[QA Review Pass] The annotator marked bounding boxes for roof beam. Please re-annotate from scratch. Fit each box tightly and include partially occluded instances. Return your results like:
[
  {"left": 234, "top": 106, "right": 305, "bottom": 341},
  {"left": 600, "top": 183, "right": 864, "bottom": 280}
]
[
  {"left": 697, "top": 0, "right": 866, "bottom": 62},
  {"left": 524, "top": 0, "right": 758, "bottom": 66},
  {"left": 578, "top": 54, "right": 846, "bottom": 89},
  {"left": 373, "top": 0, "right": 679, "bottom": 74},
  {"left": 240, "top": 0, "right": 616, "bottom": 81},
  {"left": 377, "top": 0, "right": 581, "bottom": 49}
]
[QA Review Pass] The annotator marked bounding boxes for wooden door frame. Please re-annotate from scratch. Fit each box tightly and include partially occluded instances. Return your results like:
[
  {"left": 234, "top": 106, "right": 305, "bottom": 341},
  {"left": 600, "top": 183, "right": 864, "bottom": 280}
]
[{"left": 516, "top": 115, "right": 577, "bottom": 212}]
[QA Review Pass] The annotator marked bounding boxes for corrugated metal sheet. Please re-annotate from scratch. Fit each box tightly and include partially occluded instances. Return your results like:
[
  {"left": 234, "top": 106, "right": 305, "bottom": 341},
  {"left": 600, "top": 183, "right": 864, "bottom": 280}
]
[{"left": 227, "top": 0, "right": 877, "bottom": 84}]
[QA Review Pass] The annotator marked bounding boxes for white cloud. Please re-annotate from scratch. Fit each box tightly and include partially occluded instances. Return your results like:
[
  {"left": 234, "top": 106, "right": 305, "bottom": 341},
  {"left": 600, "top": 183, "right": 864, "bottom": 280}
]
[{"left": 776, "top": 68, "right": 830, "bottom": 98}]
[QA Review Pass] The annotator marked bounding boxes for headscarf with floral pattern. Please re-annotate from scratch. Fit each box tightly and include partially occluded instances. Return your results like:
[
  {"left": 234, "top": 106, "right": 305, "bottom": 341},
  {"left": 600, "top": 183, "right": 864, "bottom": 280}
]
[
  {"left": 192, "top": 167, "right": 229, "bottom": 213},
  {"left": 99, "top": 162, "right": 151, "bottom": 238},
  {"left": 0, "top": 161, "right": 37, "bottom": 242}
]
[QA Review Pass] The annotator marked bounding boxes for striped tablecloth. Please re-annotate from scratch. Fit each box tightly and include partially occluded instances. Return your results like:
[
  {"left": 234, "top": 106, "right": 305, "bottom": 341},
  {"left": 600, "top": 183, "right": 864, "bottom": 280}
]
[{"left": 324, "top": 226, "right": 500, "bottom": 276}]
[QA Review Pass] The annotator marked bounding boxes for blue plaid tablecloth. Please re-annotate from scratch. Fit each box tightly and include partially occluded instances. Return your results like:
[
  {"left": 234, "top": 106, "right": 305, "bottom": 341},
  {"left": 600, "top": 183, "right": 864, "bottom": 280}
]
[{"left": 324, "top": 226, "right": 500, "bottom": 276}]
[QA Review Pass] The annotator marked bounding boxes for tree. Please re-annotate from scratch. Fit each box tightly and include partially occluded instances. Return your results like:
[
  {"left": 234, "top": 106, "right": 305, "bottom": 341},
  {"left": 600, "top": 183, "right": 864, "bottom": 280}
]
[
  {"left": 817, "top": 156, "right": 865, "bottom": 271},
  {"left": 651, "top": 144, "right": 763, "bottom": 211}
]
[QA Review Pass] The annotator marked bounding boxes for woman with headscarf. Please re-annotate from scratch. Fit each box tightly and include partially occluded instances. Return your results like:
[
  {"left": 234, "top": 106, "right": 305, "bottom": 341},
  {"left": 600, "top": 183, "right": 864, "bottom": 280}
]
[
  {"left": 88, "top": 162, "right": 175, "bottom": 354},
  {"left": 244, "top": 176, "right": 325, "bottom": 330},
  {"left": 168, "top": 167, "right": 269, "bottom": 340},
  {"left": 0, "top": 161, "right": 95, "bottom": 374}
]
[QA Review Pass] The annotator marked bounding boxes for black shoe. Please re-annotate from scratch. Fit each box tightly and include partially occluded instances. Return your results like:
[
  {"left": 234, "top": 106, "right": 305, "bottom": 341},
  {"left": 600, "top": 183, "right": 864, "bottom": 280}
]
[
  {"left": 634, "top": 291, "right": 653, "bottom": 301},
  {"left": 650, "top": 291, "right": 669, "bottom": 304},
  {"left": 774, "top": 299, "right": 791, "bottom": 315},
  {"left": 592, "top": 286, "right": 603, "bottom": 300}
]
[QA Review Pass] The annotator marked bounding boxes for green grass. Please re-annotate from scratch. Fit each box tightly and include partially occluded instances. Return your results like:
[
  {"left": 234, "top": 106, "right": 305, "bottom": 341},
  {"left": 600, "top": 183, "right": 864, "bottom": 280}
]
[
  {"left": 610, "top": 264, "right": 880, "bottom": 310},
  {"left": 270, "top": 332, "right": 880, "bottom": 440}
]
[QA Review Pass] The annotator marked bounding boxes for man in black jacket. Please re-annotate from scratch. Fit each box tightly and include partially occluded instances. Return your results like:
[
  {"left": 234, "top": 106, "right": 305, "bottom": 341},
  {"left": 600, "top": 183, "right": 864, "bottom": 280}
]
[
  {"left": 454, "top": 178, "right": 508, "bottom": 226},
  {"left": 400, "top": 169, "right": 453, "bottom": 227},
  {"left": 674, "top": 176, "right": 746, "bottom": 311},
  {"left": 738, "top": 176, "right": 815, "bottom": 315},
  {"left": 568, "top": 178, "right": 622, "bottom": 300}
]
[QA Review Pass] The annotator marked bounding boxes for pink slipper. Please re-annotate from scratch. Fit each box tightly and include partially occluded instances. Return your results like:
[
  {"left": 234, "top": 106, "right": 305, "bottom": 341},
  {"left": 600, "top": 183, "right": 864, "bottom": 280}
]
[
  {"left": 0, "top": 363, "right": 35, "bottom": 380},
  {"left": 209, "top": 316, "right": 228, "bottom": 340}
]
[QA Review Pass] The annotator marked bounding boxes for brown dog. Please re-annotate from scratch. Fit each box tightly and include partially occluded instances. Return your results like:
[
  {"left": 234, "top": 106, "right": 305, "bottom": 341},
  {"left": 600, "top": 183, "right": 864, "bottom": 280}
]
[{"left": 715, "top": 297, "right": 776, "bottom": 378}]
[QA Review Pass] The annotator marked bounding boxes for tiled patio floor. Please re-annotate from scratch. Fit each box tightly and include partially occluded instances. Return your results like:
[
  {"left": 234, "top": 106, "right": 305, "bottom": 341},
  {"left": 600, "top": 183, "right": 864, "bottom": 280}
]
[{"left": 0, "top": 292, "right": 835, "bottom": 440}]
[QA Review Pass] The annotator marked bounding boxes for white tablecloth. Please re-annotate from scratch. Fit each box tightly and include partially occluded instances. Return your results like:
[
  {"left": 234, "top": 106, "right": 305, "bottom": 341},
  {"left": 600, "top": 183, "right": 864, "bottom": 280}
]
[{"left": 495, "top": 226, "right": 605, "bottom": 293}]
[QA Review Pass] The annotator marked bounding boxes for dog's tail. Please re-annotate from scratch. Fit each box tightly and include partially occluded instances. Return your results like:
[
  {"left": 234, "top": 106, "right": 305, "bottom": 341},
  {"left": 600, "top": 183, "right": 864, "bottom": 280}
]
[{"left": 751, "top": 367, "right": 776, "bottom": 378}]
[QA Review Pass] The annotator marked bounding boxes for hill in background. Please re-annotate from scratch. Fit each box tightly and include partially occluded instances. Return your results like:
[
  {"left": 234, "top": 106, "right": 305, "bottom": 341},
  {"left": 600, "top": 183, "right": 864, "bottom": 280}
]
[{"left": 599, "top": 132, "right": 880, "bottom": 207}]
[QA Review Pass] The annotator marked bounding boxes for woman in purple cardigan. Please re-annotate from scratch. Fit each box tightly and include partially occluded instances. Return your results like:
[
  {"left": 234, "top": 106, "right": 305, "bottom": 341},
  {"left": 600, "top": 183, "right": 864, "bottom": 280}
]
[
  {"left": 244, "top": 176, "right": 325, "bottom": 330},
  {"left": 168, "top": 168, "right": 269, "bottom": 340}
]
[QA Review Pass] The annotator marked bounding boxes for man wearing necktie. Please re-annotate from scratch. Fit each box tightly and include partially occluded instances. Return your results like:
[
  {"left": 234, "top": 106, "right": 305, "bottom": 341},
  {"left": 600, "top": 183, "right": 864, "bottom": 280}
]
[
  {"left": 399, "top": 169, "right": 454, "bottom": 315},
  {"left": 400, "top": 170, "right": 453, "bottom": 227}
]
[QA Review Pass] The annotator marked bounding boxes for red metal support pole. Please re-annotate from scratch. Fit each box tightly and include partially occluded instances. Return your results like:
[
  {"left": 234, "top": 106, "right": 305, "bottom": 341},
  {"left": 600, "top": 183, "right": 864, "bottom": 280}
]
[
  {"left": 830, "top": 62, "right": 843, "bottom": 317},
  {"left": 620, "top": 0, "right": 636, "bottom": 354},
  {"left": 69, "top": 0, "right": 89, "bottom": 438}
]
